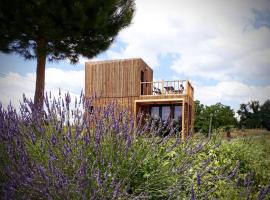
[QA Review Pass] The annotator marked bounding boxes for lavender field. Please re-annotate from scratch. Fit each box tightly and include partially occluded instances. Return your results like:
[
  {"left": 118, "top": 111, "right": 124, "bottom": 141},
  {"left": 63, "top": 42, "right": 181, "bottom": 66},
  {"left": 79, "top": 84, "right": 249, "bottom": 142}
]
[{"left": 0, "top": 93, "right": 269, "bottom": 199}]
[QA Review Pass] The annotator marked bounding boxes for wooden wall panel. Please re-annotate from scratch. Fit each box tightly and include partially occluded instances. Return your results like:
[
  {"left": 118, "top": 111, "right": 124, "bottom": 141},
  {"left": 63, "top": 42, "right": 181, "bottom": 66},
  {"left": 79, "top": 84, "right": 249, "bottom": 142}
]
[
  {"left": 139, "top": 94, "right": 186, "bottom": 100},
  {"left": 92, "top": 97, "right": 136, "bottom": 113},
  {"left": 85, "top": 58, "right": 153, "bottom": 98},
  {"left": 85, "top": 58, "right": 193, "bottom": 138}
]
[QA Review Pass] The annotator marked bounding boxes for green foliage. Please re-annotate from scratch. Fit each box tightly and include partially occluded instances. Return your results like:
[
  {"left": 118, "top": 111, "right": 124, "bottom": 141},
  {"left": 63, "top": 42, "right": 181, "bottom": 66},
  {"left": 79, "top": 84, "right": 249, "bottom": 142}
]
[
  {"left": 224, "top": 137, "right": 270, "bottom": 185},
  {"left": 208, "top": 135, "right": 270, "bottom": 199},
  {"left": 194, "top": 100, "right": 237, "bottom": 134},
  {"left": 23, "top": 132, "right": 232, "bottom": 199},
  {"left": 1, "top": 95, "right": 270, "bottom": 199},
  {"left": 238, "top": 99, "right": 270, "bottom": 130},
  {"left": 0, "top": 0, "right": 135, "bottom": 62},
  {"left": 194, "top": 100, "right": 206, "bottom": 133},
  {"left": 0, "top": 0, "right": 135, "bottom": 106},
  {"left": 261, "top": 100, "right": 270, "bottom": 131}
]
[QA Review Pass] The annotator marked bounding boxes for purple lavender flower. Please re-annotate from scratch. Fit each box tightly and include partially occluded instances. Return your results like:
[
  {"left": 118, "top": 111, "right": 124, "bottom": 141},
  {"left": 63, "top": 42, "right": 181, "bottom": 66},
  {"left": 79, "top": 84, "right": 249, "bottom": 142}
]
[
  {"left": 84, "top": 131, "right": 90, "bottom": 145},
  {"left": 196, "top": 173, "right": 201, "bottom": 186},
  {"left": 50, "top": 134, "right": 57, "bottom": 145},
  {"left": 49, "top": 150, "right": 57, "bottom": 161},
  {"left": 96, "top": 169, "right": 102, "bottom": 186},
  {"left": 191, "top": 185, "right": 195, "bottom": 200},
  {"left": 113, "top": 181, "right": 121, "bottom": 199},
  {"left": 1, "top": 91, "right": 268, "bottom": 199}
]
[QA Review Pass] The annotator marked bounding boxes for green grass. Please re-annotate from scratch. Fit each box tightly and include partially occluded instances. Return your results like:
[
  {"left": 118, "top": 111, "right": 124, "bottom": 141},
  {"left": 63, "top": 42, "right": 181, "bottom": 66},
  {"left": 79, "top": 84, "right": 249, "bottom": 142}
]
[{"left": 224, "top": 128, "right": 270, "bottom": 139}]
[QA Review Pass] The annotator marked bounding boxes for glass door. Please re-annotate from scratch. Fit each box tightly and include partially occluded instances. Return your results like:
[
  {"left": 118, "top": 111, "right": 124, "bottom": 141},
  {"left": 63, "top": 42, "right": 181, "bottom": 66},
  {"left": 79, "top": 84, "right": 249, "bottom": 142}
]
[
  {"left": 174, "top": 106, "right": 182, "bottom": 122},
  {"left": 151, "top": 106, "right": 159, "bottom": 120},
  {"left": 161, "top": 106, "right": 171, "bottom": 121}
]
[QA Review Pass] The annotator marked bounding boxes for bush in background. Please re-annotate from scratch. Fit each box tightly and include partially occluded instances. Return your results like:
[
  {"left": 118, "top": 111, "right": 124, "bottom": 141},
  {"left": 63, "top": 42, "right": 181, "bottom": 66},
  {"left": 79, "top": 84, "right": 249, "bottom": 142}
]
[
  {"left": 194, "top": 101, "right": 237, "bottom": 134},
  {"left": 237, "top": 100, "right": 270, "bottom": 130}
]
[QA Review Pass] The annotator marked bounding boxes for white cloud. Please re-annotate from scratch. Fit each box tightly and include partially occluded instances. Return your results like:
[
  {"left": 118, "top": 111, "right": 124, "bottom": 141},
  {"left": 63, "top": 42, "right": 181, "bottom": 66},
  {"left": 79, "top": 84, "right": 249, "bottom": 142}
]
[
  {"left": 195, "top": 81, "right": 270, "bottom": 110},
  {"left": 45, "top": 68, "right": 84, "bottom": 94},
  {"left": 0, "top": 69, "right": 84, "bottom": 109},
  {"left": 2, "top": 0, "right": 270, "bottom": 111},
  {"left": 104, "top": 0, "right": 270, "bottom": 106},
  {"left": 0, "top": 72, "right": 35, "bottom": 108},
  {"left": 79, "top": 55, "right": 102, "bottom": 64},
  {"left": 1, "top": 69, "right": 269, "bottom": 113},
  {"left": 106, "top": 0, "right": 270, "bottom": 79}
]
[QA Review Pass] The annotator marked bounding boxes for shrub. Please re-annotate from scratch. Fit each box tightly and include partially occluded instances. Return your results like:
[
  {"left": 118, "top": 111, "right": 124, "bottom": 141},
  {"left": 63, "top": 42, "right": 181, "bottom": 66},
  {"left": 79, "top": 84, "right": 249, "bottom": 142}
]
[
  {"left": 218, "top": 136, "right": 270, "bottom": 199},
  {"left": 0, "top": 92, "right": 269, "bottom": 199}
]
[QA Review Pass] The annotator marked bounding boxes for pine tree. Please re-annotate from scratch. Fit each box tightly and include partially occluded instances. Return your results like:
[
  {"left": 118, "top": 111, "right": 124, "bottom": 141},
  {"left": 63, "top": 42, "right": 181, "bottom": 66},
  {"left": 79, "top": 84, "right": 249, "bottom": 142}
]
[{"left": 0, "top": 0, "right": 135, "bottom": 108}]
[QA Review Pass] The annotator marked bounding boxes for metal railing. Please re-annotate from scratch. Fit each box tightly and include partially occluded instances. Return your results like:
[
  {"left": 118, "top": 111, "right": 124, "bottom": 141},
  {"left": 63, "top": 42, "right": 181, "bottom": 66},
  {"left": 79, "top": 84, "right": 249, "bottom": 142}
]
[{"left": 140, "top": 80, "right": 193, "bottom": 97}]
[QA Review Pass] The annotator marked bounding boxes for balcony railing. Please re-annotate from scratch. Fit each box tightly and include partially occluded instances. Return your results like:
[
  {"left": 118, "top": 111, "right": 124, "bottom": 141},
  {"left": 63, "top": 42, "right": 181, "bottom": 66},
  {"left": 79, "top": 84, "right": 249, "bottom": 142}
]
[{"left": 140, "top": 80, "right": 194, "bottom": 98}]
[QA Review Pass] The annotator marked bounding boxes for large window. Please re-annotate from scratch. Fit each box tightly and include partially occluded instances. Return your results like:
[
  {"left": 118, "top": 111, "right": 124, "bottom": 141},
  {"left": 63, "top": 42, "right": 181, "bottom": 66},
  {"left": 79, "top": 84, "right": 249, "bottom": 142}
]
[
  {"left": 150, "top": 105, "right": 182, "bottom": 122},
  {"left": 162, "top": 106, "right": 170, "bottom": 121},
  {"left": 151, "top": 106, "right": 159, "bottom": 120},
  {"left": 174, "top": 106, "right": 182, "bottom": 122}
]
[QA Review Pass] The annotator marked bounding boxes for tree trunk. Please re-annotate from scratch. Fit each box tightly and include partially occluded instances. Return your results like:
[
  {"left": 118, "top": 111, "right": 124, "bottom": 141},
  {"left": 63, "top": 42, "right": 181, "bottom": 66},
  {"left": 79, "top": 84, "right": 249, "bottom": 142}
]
[
  {"left": 34, "top": 38, "right": 46, "bottom": 109},
  {"left": 226, "top": 131, "right": 231, "bottom": 138}
]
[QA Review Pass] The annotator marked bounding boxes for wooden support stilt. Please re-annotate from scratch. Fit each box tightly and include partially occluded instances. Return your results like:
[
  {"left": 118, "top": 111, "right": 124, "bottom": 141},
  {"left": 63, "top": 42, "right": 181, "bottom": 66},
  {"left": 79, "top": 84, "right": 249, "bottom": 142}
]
[
  {"left": 182, "top": 99, "right": 185, "bottom": 140},
  {"left": 134, "top": 102, "right": 137, "bottom": 127}
]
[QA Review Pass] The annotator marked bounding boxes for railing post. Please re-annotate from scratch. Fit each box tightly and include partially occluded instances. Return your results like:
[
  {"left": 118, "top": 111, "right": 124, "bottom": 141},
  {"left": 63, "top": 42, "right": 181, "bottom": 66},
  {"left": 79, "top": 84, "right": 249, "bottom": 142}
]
[
  {"left": 140, "top": 81, "right": 141, "bottom": 96},
  {"left": 162, "top": 79, "right": 164, "bottom": 94},
  {"left": 140, "top": 80, "right": 192, "bottom": 96},
  {"left": 186, "top": 80, "right": 189, "bottom": 96},
  {"left": 182, "top": 99, "right": 185, "bottom": 140}
]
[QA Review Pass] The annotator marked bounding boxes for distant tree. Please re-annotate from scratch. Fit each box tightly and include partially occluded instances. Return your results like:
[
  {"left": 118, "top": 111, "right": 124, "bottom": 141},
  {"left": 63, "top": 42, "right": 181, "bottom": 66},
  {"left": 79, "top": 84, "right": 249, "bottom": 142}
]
[
  {"left": 194, "top": 100, "right": 206, "bottom": 132},
  {"left": 248, "top": 101, "right": 262, "bottom": 128},
  {"left": 237, "top": 100, "right": 264, "bottom": 129},
  {"left": 194, "top": 101, "right": 237, "bottom": 134},
  {"left": 260, "top": 100, "right": 270, "bottom": 131},
  {"left": 237, "top": 103, "right": 251, "bottom": 128},
  {"left": 206, "top": 103, "right": 237, "bottom": 133},
  {"left": 0, "top": 0, "right": 135, "bottom": 108}
]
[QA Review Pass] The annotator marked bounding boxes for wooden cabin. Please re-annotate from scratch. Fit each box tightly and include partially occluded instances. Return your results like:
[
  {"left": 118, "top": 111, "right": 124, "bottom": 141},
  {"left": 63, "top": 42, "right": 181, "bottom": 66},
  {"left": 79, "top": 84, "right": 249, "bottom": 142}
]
[{"left": 85, "top": 58, "right": 194, "bottom": 139}]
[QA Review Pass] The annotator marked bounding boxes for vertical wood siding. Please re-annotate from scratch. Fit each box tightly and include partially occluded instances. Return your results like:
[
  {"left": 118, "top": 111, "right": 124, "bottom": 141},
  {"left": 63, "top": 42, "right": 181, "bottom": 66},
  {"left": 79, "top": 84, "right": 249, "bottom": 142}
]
[
  {"left": 85, "top": 58, "right": 153, "bottom": 98},
  {"left": 85, "top": 58, "right": 194, "bottom": 137}
]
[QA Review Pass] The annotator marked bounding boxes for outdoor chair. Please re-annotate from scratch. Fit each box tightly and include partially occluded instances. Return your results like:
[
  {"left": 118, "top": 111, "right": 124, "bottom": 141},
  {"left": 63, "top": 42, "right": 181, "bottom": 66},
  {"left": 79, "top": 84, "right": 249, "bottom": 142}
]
[{"left": 153, "top": 87, "right": 162, "bottom": 95}]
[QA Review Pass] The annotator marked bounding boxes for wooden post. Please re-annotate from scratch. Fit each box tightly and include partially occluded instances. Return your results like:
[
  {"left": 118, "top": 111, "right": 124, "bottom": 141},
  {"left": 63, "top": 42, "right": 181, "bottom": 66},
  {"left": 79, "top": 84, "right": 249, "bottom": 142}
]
[
  {"left": 182, "top": 99, "right": 185, "bottom": 140},
  {"left": 187, "top": 98, "right": 189, "bottom": 135},
  {"left": 178, "top": 101, "right": 182, "bottom": 138},
  {"left": 186, "top": 81, "right": 189, "bottom": 96},
  {"left": 140, "top": 82, "right": 142, "bottom": 96},
  {"left": 134, "top": 101, "right": 137, "bottom": 127},
  {"left": 192, "top": 100, "right": 195, "bottom": 133},
  {"left": 162, "top": 79, "right": 164, "bottom": 94}
]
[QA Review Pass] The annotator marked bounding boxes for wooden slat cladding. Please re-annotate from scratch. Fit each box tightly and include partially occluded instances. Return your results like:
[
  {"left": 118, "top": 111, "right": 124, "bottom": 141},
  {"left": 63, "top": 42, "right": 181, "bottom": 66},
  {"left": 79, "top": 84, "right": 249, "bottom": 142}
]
[
  {"left": 139, "top": 94, "right": 186, "bottom": 100},
  {"left": 85, "top": 58, "right": 153, "bottom": 98},
  {"left": 92, "top": 97, "right": 137, "bottom": 112},
  {"left": 85, "top": 58, "right": 194, "bottom": 137}
]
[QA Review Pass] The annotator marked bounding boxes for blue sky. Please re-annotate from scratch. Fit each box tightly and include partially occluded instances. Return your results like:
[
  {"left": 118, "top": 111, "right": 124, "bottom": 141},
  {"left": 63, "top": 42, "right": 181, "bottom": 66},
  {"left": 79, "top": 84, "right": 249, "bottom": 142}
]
[{"left": 0, "top": 0, "right": 270, "bottom": 111}]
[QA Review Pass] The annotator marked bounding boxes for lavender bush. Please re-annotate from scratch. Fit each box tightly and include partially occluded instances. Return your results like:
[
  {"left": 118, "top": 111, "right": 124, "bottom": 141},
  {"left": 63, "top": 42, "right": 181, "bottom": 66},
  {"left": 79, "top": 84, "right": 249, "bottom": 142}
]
[{"left": 0, "top": 92, "right": 269, "bottom": 199}]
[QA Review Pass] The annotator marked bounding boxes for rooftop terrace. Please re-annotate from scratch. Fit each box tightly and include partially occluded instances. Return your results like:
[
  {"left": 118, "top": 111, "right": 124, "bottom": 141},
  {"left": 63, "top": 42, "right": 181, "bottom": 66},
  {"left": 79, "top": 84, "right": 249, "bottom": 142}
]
[{"left": 140, "top": 80, "right": 194, "bottom": 99}]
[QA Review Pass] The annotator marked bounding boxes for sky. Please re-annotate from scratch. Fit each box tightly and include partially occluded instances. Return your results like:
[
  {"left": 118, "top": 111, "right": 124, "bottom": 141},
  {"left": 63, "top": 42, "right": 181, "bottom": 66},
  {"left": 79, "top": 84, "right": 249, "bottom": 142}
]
[{"left": 0, "top": 0, "right": 270, "bottom": 112}]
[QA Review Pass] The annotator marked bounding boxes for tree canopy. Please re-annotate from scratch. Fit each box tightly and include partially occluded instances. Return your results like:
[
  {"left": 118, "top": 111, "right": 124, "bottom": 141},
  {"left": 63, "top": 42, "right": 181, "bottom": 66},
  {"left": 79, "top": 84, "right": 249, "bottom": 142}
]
[
  {"left": 237, "top": 100, "right": 270, "bottom": 130},
  {"left": 194, "top": 101, "right": 237, "bottom": 134},
  {"left": 261, "top": 100, "right": 270, "bottom": 130},
  {"left": 0, "top": 0, "right": 135, "bottom": 108}
]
